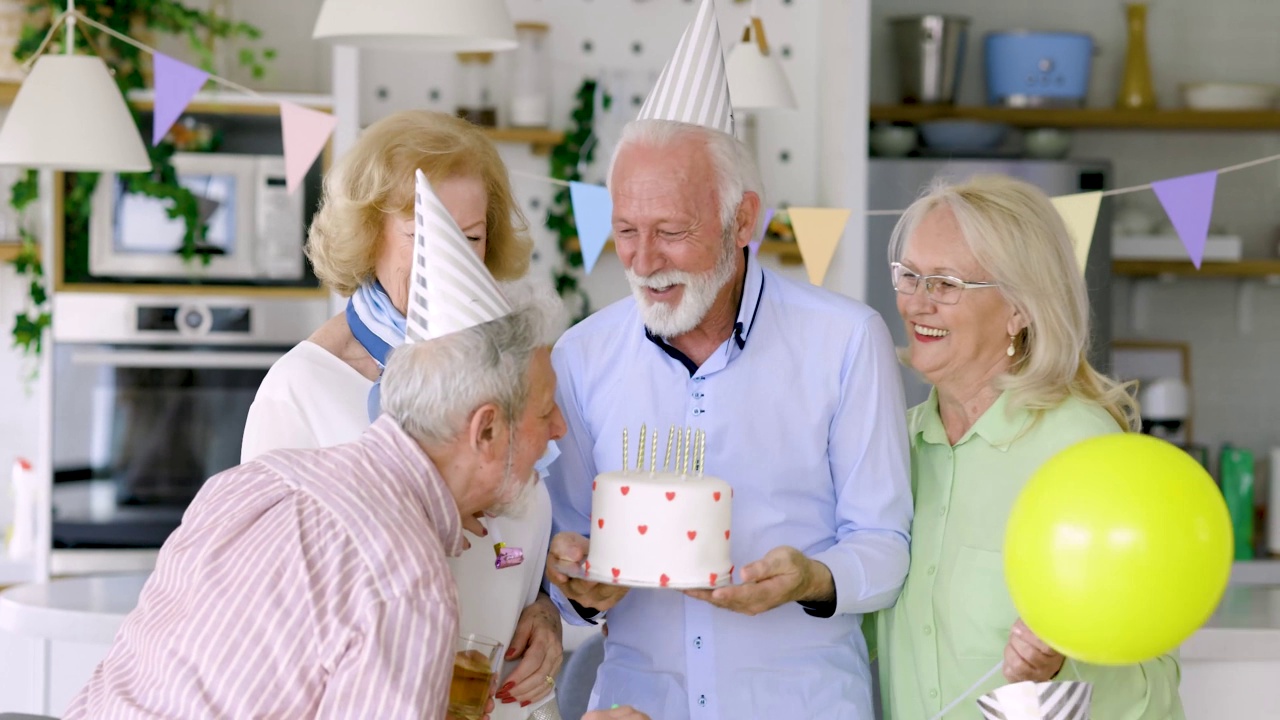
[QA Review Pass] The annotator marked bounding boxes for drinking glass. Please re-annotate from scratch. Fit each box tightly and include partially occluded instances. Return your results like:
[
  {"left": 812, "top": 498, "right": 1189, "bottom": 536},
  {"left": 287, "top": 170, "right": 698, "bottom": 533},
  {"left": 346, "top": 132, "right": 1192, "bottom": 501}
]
[{"left": 448, "top": 633, "right": 504, "bottom": 720}]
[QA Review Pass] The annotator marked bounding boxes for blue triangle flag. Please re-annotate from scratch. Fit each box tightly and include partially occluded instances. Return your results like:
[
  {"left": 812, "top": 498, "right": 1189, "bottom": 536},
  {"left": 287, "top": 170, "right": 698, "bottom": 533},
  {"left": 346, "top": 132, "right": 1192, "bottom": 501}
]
[{"left": 569, "top": 181, "right": 613, "bottom": 274}]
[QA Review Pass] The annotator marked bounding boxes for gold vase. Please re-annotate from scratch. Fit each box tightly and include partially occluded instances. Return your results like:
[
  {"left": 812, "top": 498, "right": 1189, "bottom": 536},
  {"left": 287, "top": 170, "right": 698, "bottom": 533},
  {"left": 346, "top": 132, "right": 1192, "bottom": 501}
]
[{"left": 1117, "top": 2, "right": 1157, "bottom": 109}]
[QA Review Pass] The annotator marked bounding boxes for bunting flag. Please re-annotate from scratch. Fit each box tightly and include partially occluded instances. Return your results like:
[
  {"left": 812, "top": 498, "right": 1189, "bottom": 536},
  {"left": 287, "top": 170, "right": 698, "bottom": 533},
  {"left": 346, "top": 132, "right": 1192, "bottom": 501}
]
[
  {"left": 636, "top": 0, "right": 735, "bottom": 135},
  {"left": 789, "top": 207, "right": 850, "bottom": 286},
  {"left": 407, "top": 169, "right": 512, "bottom": 343},
  {"left": 749, "top": 207, "right": 776, "bottom": 258},
  {"left": 1050, "top": 191, "right": 1103, "bottom": 276},
  {"left": 1151, "top": 171, "right": 1219, "bottom": 269},
  {"left": 569, "top": 180, "right": 614, "bottom": 274},
  {"left": 280, "top": 101, "right": 337, "bottom": 194},
  {"left": 977, "top": 680, "right": 1093, "bottom": 720},
  {"left": 151, "top": 53, "right": 209, "bottom": 146}
]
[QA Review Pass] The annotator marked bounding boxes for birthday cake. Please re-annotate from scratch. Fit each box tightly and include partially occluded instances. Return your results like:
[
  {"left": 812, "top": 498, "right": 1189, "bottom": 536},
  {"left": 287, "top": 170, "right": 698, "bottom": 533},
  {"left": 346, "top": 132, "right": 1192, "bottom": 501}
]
[{"left": 585, "top": 427, "right": 733, "bottom": 589}]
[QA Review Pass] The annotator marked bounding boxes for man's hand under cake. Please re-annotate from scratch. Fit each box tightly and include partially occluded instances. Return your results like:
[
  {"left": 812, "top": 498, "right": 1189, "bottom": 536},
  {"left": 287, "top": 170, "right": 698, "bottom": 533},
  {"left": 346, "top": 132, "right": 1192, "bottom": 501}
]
[
  {"left": 684, "top": 546, "right": 834, "bottom": 616},
  {"left": 546, "top": 531, "right": 631, "bottom": 612}
]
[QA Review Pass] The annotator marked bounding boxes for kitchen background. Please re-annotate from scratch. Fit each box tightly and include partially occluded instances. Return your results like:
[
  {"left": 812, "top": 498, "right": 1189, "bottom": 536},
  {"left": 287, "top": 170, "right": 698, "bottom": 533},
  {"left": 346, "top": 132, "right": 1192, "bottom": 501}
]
[{"left": 2, "top": 0, "right": 1280, "bottom": 544}]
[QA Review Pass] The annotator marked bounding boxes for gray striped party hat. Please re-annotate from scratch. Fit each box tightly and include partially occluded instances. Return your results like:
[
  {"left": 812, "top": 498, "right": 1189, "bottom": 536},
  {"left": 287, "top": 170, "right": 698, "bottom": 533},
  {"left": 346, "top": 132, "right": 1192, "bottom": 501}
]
[
  {"left": 405, "top": 169, "right": 512, "bottom": 343},
  {"left": 977, "top": 680, "right": 1093, "bottom": 720},
  {"left": 636, "top": 0, "right": 734, "bottom": 136}
]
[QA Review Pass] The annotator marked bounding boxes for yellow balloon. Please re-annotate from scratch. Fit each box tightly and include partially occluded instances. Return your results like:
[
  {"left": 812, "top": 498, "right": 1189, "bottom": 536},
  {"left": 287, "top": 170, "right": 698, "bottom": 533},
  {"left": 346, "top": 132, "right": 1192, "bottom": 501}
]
[{"left": 1004, "top": 433, "right": 1232, "bottom": 665}]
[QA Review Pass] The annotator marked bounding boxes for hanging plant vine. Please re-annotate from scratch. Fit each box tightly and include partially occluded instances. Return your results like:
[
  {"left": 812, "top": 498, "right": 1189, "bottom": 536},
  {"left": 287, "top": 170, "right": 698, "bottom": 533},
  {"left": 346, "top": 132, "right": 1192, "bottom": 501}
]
[{"left": 545, "top": 78, "right": 608, "bottom": 324}]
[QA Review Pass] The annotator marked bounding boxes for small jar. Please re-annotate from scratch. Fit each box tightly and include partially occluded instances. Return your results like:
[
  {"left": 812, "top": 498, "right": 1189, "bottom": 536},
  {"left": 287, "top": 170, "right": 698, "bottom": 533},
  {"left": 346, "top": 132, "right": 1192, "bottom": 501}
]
[
  {"left": 456, "top": 52, "right": 498, "bottom": 127},
  {"left": 508, "top": 22, "right": 551, "bottom": 127}
]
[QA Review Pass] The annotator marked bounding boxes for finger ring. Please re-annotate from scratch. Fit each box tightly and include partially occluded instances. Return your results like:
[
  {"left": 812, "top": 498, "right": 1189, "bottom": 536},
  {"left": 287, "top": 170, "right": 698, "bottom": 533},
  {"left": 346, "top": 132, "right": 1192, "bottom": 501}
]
[{"left": 544, "top": 674, "right": 556, "bottom": 688}]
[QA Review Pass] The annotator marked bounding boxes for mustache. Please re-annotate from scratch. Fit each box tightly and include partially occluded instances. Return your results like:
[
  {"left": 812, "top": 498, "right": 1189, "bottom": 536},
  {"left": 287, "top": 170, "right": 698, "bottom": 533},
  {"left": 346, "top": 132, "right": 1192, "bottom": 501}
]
[{"left": 626, "top": 269, "right": 697, "bottom": 289}]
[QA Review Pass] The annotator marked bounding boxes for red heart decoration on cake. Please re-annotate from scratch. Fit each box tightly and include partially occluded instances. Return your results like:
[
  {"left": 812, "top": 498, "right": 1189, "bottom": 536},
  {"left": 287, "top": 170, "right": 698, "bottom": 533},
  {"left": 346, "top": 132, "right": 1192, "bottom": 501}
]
[
  {"left": 638, "top": 525, "right": 648, "bottom": 535},
  {"left": 709, "top": 572, "right": 718, "bottom": 586},
  {"left": 659, "top": 574, "right": 670, "bottom": 587},
  {"left": 620, "top": 486, "right": 630, "bottom": 496},
  {"left": 665, "top": 491, "right": 676, "bottom": 501},
  {"left": 592, "top": 481, "right": 597, "bottom": 490},
  {"left": 598, "top": 518, "right": 604, "bottom": 529},
  {"left": 725, "top": 530, "right": 730, "bottom": 540},
  {"left": 713, "top": 491, "right": 721, "bottom": 501},
  {"left": 687, "top": 531, "right": 697, "bottom": 540},
  {"left": 612, "top": 567, "right": 620, "bottom": 579}
]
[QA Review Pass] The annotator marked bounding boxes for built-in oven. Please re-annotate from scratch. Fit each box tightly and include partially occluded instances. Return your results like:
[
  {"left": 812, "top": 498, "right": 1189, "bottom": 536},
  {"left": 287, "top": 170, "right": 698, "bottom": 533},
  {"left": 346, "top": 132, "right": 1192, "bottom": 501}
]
[{"left": 49, "top": 292, "right": 329, "bottom": 575}]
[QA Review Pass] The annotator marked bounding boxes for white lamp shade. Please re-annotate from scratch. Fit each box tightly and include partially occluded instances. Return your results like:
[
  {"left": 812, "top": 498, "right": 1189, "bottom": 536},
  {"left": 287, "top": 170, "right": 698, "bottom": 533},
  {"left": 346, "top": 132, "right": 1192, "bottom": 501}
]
[
  {"left": 726, "top": 38, "right": 798, "bottom": 111},
  {"left": 0, "top": 54, "right": 150, "bottom": 172},
  {"left": 312, "top": 0, "right": 517, "bottom": 52}
]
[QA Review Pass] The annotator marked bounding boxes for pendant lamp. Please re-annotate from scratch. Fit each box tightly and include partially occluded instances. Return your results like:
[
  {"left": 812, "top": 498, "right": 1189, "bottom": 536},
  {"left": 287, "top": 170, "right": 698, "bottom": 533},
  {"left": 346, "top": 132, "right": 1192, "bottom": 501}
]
[
  {"left": 312, "top": 0, "right": 517, "bottom": 52},
  {"left": 0, "top": 3, "right": 150, "bottom": 172},
  {"left": 726, "top": 16, "right": 797, "bottom": 111}
]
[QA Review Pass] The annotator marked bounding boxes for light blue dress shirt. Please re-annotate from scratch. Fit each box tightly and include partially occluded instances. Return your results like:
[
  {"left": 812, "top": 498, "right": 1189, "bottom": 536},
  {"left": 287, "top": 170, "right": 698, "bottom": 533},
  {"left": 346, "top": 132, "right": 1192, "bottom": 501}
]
[{"left": 545, "top": 252, "right": 913, "bottom": 720}]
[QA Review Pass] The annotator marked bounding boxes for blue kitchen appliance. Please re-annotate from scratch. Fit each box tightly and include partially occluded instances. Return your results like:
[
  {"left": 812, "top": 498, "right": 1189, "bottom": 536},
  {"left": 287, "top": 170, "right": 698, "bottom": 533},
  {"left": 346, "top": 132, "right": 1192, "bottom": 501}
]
[{"left": 984, "top": 31, "right": 1094, "bottom": 107}]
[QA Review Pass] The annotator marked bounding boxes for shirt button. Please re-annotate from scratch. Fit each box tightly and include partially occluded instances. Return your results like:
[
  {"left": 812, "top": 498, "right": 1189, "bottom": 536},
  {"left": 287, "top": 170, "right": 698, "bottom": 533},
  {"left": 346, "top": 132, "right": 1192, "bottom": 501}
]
[
  {"left": 694, "top": 376, "right": 705, "bottom": 382},
  {"left": 693, "top": 408, "right": 704, "bottom": 415},
  {"left": 698, "top": 695, "right": 707, "bottom": 707},
  {"left": 927, "top": 565, "right": 936, "bottom": 575},
  {"left": 693, "top": 636, "right": 703, "bottom": 649},
  {"left": 692, "top": 392, "right": 704, "bottom": 399},
  {"left": 929, "top": 689, "right": 939, "bottom": 699},
  {"left": 923, "top": 624, "right": 933, "bottom": 636}
]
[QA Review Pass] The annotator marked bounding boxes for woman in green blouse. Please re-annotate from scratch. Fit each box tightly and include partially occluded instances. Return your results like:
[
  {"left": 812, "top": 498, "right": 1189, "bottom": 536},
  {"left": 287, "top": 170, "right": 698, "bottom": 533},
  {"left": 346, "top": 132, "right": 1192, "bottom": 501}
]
[{"left": 875, "top": 174, "right": 1184, "bottom": 719}]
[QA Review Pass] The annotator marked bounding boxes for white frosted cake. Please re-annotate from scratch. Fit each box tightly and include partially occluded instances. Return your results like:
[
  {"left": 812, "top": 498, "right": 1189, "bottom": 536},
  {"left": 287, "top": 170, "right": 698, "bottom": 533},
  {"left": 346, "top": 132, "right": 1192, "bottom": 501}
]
[{"left": 585, "top": 470, "right": 734, "bottom": 589}]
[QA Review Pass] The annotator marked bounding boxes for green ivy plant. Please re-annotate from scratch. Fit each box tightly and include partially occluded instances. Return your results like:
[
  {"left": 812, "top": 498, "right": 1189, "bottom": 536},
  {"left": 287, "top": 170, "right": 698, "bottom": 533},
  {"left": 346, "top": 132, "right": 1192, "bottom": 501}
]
[
  {"left": 545, "top": 78, "right": 608, "bottom": 323},
  {"left": 6, "top": 0, "right": 273, "bottom": 359}
]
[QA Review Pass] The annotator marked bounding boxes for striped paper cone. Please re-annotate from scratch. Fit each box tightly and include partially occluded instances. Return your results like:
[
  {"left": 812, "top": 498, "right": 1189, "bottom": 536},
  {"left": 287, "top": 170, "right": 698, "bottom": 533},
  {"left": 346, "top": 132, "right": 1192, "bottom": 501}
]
[
  {"left": 636, "top": 0, "right": 734, "bottom": 135},
  {"left": 977, "top": 681, "right": 1092, "bottom": 720},
  {"left": 406, "top": 169, "right": 512, "bottom": 344}
]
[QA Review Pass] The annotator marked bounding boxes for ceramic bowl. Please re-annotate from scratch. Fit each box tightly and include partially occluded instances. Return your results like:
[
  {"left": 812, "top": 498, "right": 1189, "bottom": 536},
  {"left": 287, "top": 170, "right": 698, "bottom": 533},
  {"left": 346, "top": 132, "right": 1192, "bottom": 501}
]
[
  {"left": 869, "top": 124, "right": 918, "bottom": 157},
  {"left": 1023, "top": 128, "right": 1072, "bottom": 159},
  {"left": 918, "top": 120, "right": 1010, "bottom": 153}
]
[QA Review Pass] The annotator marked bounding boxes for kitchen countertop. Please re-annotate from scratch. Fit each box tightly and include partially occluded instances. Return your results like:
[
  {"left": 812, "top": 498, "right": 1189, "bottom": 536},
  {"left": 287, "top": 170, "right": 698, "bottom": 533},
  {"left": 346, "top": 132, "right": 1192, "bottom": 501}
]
[{"left": 1180, "top": 584, "right": 1280, "bottom": 661}]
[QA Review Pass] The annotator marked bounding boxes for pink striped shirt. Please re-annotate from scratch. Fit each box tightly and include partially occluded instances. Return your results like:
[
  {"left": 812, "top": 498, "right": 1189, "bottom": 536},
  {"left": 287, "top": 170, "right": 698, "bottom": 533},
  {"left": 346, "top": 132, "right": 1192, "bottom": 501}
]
[{"left": 65, "top": 415, "right": 466, "bottom": 719}]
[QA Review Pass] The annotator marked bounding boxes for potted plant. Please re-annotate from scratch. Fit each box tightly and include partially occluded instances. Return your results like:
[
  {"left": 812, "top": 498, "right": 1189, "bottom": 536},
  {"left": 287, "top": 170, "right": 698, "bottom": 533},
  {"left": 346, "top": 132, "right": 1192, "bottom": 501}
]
[{"left": 6, "top": 0, "right": 273, "bottom": 361}]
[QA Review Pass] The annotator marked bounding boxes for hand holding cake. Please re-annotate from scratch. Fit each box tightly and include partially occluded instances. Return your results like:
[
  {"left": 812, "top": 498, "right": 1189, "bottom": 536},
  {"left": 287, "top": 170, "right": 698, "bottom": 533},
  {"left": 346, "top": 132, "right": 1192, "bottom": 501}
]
[{"left": 683, "top": 545, "right": 835, "bottom": 616}]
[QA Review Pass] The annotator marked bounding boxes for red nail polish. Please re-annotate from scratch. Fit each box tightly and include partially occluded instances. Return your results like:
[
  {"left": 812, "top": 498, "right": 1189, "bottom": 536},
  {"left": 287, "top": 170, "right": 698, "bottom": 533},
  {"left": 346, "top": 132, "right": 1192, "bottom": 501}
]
[
  {"left": 520, "top": 701, "right": 530, "bottom": 708},
  {"left": 501, "top": 682, "right": 514, "bottom": 692},
  {"left": 501, "top": 697, "right": 515, "bottom": 704}
]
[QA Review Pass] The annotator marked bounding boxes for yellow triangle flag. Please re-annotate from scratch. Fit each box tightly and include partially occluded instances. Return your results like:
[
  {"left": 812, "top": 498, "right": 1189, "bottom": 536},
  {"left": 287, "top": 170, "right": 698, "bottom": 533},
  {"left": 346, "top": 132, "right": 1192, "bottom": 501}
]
[
  {"left": 788, "top": 207, "right": 851, "bottom": 286},
  {"left": 1050, "top": 191, "right": 1103, "bottom": 276}
]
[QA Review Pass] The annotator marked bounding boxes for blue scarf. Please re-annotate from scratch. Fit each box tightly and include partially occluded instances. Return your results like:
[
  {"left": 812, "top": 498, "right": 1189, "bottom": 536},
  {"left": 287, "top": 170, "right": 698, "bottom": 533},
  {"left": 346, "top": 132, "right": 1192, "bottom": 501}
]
[
  {"left": 346, "top": 281, "right": 406, "bottom": 422},
  {"left": 346, "top": 280, "right": 561, "bottom": 478}
]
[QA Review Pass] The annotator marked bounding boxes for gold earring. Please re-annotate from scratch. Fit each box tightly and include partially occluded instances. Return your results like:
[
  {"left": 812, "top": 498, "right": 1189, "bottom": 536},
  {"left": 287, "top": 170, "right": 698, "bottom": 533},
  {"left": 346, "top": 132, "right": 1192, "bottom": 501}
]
[{"left": 1007, "top": 334, "right": 1016, "bottom": 357}]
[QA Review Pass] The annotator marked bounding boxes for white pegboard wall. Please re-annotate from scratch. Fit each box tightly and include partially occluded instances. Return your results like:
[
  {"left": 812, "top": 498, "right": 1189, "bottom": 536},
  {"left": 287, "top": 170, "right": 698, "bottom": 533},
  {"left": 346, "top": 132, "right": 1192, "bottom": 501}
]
[{"left": 355, "top": 0, "right": 822, "bottom": 306}]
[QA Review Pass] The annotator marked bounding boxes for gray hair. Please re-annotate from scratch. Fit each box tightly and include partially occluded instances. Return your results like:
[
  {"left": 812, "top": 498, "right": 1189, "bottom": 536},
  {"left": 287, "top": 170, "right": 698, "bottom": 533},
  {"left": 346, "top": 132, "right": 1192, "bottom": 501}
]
[
  {"left": 608, "top": 119, "right": 766, "bottom": 241},
  {"left": 380, "top": 280, "right": 565, "bottom": 445}
]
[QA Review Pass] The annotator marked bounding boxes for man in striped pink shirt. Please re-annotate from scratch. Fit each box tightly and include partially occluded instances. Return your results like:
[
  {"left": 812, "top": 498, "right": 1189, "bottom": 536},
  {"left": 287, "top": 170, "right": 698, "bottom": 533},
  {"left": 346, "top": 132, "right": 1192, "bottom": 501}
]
[{"left": 64, "top": 297, "right": 566, "bottom": 720}]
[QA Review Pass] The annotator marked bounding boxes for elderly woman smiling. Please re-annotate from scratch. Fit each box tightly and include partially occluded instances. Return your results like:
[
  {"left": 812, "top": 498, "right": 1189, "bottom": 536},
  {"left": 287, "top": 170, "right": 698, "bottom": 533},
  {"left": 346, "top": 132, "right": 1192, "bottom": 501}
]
[{"left": 874, "top": 175, "right": 1185, "bottom": 719}]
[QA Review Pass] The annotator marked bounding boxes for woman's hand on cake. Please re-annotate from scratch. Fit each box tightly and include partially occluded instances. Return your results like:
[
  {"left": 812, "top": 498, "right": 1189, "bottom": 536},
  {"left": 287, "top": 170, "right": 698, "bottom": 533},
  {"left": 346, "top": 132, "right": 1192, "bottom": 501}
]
[
  {"left": 495, "top": 593, "right": 564, "bottom": 706},
  {"left": 546, "top": 531, "right": 630, "bottom": 612},
  {"left": 684, "top": 546, "right": 834, "bottom": 616}
]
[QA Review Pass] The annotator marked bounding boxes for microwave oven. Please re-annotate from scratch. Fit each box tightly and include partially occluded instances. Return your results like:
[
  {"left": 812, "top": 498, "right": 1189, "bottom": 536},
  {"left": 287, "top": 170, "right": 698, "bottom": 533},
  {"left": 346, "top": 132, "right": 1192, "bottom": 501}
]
[{"left": 89, "top": 152, "right": 307, "bottom": 283}]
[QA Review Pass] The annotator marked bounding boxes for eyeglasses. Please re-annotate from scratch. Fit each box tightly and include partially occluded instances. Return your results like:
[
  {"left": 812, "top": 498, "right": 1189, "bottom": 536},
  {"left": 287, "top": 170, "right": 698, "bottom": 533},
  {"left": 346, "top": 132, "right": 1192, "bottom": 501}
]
[{"left": 890, "top": 262, "right": 1000, "bottom": 305}]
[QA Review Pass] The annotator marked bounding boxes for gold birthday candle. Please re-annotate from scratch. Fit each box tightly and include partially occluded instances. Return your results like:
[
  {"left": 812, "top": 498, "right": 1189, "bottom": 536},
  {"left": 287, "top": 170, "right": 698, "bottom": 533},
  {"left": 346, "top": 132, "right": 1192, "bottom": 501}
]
[
  {"left": 664, "top": 426, "right": 675, "bottom": 471},
  {"left": 650, "top": 429, "right": 658, "bottom": 478},
  {"left": 683, "top": 426, "right": 692, "bottom": 477},
  {"left": 697, "top": 430, "right": 706, "bottom": 476},
  {"left": 623, "top": 428, "right": 629, "bottom": 474},
  {"left": 637, "top": 423, "right": 647, "bottom": 472}
]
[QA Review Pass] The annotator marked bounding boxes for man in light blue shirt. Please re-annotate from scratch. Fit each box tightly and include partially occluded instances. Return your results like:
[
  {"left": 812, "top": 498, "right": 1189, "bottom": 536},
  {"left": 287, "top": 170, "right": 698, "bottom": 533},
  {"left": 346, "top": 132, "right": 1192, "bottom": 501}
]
[{"left": 543, "top": 111, "right": 913, "bottom": 718}]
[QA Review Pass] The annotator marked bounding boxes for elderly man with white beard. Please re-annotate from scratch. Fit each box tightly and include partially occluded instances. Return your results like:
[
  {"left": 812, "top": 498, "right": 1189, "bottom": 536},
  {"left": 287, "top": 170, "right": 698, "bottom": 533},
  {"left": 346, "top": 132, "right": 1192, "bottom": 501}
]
[{"left": 542, "top": 116, "right": 914, "bottom": 719}]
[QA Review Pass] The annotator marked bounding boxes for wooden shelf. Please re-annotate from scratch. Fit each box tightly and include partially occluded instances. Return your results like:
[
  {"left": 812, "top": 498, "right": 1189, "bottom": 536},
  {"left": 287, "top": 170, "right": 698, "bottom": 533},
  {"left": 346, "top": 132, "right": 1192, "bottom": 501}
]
[
  {"left": 0, "top": 80, "right": 19, "bottom": 105},
  {"left": 126, "top": 90, "right": 334, "bottom": 116},
  {"left": 1112, "top": 259, "right": 1280, "bottom": 278},
  {"left": 482, "top": 127, "right": 564, "bottom": 155},
  {"left": 871, "top": 104, "right": 1280, "bottom": 131},
  {"left": 0, "top": 242, "right": 21, "bottom": 262},
  {"left": 566, "top": 238, "right": 803, "bottom": 265}
]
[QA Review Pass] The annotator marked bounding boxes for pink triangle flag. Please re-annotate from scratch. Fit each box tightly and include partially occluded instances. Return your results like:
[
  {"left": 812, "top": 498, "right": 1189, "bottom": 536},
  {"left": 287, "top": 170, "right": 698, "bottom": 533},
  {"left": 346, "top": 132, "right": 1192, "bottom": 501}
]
[
  {"left": 1151, "top": 171, "right": 1218, "bottom": 269},
  {"left": 749, "top": 207, "right": 776, "bottom": 258},
  {"left": 280, "top": 101, "right": 337, "bottom": 194},
  {"left": 152, "top": 53, "right": 209, "bottom": 146}
]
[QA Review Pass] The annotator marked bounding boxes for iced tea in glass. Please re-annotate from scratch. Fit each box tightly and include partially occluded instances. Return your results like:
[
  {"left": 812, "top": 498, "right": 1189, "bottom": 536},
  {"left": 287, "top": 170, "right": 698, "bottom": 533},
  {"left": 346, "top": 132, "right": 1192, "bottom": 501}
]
[{"left": 448, "top": 633, "right": 504, "bottom": 720}]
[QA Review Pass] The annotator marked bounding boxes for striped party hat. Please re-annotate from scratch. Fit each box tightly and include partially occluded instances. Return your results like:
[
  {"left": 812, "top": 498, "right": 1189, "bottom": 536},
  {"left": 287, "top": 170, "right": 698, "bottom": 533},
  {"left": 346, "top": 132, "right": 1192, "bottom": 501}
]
[
  {"left": 636, "top": 0, "right": 734, "bottom": 136},
  {"left": 405, "top": 169, "right": 512, "bottom": 343},
  {"left": 977, "top": 680, "right": 1093, "bottom": 720}
]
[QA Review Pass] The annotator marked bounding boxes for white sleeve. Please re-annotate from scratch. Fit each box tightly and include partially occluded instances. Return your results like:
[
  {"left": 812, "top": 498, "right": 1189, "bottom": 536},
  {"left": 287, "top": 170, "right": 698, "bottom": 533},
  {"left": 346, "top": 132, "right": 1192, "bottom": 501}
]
[{"left": 241, "top": 396, "right": 320, "bottom": 462}]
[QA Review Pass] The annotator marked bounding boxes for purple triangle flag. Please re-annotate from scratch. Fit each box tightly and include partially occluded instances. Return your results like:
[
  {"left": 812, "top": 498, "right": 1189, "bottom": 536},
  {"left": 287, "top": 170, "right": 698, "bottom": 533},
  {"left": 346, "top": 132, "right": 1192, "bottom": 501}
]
[
  {"left": 750, "top": 208, "right": 776, "bottom": 258},
  {"left": 152, "top": 53, "right": 210, "bottom": 146},
  {"left": 569, "top": 181, "right": 613, "bottom": 274},
  {"left": 1151, "top": 171, "right": 1218, "bottom": 269}
]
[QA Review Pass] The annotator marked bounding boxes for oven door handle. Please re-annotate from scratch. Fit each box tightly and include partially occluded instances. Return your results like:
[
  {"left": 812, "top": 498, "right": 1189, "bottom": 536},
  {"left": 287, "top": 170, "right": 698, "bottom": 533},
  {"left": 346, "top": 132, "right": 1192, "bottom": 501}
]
[{"left": 69, "top": 349, "right": 284, "bottom": 370}]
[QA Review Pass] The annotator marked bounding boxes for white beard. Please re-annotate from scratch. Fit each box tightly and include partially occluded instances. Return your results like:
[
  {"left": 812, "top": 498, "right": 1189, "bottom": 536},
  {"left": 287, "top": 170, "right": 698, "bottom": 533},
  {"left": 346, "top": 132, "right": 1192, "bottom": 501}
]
[
  {"left": 626, "top": 237, "right": 739, "bottom": 339},
  {"left": 485, "top": 428, "right": 533, "bottom": 518}
]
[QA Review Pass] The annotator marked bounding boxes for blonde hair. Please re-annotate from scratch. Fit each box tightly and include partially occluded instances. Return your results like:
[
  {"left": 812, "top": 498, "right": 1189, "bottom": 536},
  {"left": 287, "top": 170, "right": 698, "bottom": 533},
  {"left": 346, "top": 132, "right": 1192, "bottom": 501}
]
[
  {"left": 888, "top": 174, "right": 1139, "bottom": 431},
  {"left": 307, "top": 110, "right": 532, "bottom": 296}
]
